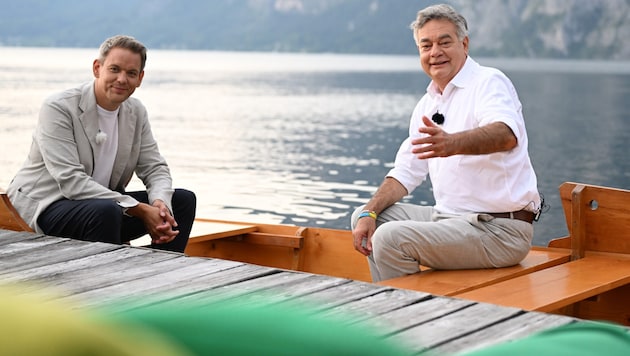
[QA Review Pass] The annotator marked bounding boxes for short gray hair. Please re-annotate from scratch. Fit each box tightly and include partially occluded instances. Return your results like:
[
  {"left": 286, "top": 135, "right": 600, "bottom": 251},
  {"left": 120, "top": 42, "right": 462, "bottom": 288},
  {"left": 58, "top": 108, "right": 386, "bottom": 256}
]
[
  {"left": 98, "top": 35, "right": 147, "bottom": 71},
  {"left": 410, "top": 4, "right": 468, "bottom": 42}
]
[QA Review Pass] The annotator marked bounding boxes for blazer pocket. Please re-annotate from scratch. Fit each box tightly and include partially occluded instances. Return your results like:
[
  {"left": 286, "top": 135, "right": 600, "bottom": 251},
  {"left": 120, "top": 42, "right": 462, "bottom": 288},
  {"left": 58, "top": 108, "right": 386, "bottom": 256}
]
[{"left": 11, "top": 188, "right": 38, "bottom": 225}]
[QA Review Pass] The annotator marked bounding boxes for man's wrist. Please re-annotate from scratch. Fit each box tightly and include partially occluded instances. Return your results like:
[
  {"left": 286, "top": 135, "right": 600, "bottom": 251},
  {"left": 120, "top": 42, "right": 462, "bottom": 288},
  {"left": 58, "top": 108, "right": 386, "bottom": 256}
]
[
  {"left": 123, "top": 203, "right": 143, "bottom": 217},
  {"left": 358, "top": 210, "right": 377, "bottom": 220}
]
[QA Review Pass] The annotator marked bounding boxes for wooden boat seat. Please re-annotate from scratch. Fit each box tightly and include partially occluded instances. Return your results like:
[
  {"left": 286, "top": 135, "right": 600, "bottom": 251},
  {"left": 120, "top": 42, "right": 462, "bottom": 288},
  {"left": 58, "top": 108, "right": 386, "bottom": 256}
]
[
  {"left": 457, "top": 253, "right": 630, "bottom": 312},
  {"left": 456, "top": 182, "right": 630, "bottom": 324},
  {"left": 547, "top": 182, "right": 630, "bottom": 257},
  {"left": 186, "top": 219, "right": 307, "bottom": 271},
  {"left": 379, "top": 182, "right": 630, "bottom": 326},
  {"left": 189, "top": 219, "right": 305, "bottom": 249},
  {"left": 0, "top": 193, "right": 33, "bottom": 232},
  {"left": 189, "top": 220, "right": 259, "bottom": 242},
  {"left": 187, "top": 220, "right": 372, "bottom": 281},
  {"left": 377, "top": 247, "right": 571, "bottom": 296}
]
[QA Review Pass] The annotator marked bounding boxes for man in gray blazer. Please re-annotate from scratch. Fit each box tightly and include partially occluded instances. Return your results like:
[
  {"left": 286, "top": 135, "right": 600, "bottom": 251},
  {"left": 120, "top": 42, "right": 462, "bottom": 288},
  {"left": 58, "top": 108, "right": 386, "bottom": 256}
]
[{"left": 7, "top": 35, "right": 195, "bottom": 253}]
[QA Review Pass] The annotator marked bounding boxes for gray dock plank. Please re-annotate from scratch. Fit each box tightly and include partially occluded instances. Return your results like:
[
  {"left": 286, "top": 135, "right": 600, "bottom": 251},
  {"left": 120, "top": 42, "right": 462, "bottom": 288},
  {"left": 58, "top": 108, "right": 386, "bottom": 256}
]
[
  {"left": 0, "top": 238, "right": 122, "bottom": 274},
  {"left": 16, "top": 253, "right": 185, "bottom": 298},
  {"left": 318, "top": 288, "right": 432, "bottom": 324},
  {"left": 255, "top": 273, "right": 356, "bottom": 307},
  {"left": 285, "top": 278, "right": 393, "bottom": 312},
  {"left": 362, "top": 295, "right": 477, "bottom": 348},
  {"left": 171, "top": 271, "right": 356, "bottom": 307},
  {"left": 432, "top": 310, "right": 576, "bottom": 354},
  {"left": 0, "top": 230, "right": 46, "bottom": 245},
  {"left": 390, "top": 302, "right": 522, "bottom": 353},
  {"left": 113, "top": 264, "right": 283, "bottom": 313},
  {"left": 0, "top": 235, "right": 68, "bottom": 255},
  {"left": 65, "top": 257, "right": 245, "bottom": 308},
  {"left": 182, "top": 270, "right": 316, "bottom": 303},
  {"left": 1, "top": 247, "right": 155, "bottom": 282},
  {"left": 0, "top": 231, "right": 588, "bottom": 355}
]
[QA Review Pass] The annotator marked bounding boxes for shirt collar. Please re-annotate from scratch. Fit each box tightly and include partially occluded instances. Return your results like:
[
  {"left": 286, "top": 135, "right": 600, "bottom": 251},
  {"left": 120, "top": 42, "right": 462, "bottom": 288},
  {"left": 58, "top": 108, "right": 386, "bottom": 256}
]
[{"left": 426, "top": 56, "right": 478, "bottom": 98}]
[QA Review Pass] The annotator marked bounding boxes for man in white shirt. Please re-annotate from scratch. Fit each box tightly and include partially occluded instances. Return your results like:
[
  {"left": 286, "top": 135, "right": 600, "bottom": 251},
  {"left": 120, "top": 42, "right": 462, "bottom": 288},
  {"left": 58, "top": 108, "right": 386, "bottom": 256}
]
[
  {"left": 8, "top": 35, "right": 196, "bottom": 253},
  {"left": 351, "top": 4, "right": 541, "bottom": 282}
]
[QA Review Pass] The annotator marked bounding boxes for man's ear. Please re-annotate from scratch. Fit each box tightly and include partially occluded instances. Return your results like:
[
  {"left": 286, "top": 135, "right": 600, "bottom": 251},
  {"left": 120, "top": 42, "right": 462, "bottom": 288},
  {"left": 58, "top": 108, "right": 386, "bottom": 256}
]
[
  {"left": 92, "top": 59, "right": 101, "bottom": 78},
  {"left": 137, "top": 71, "right": 144, "bottom": 87},
  {"left": 463, "top": 36, "right": 469, "bottom": 55}
]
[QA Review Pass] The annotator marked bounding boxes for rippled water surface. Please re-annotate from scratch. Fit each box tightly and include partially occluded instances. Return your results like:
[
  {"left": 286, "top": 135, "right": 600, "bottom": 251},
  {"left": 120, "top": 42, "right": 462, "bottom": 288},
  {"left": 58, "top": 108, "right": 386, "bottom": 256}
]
[{"left": 2, "top": 47, "right": 630, "bottom": 246}]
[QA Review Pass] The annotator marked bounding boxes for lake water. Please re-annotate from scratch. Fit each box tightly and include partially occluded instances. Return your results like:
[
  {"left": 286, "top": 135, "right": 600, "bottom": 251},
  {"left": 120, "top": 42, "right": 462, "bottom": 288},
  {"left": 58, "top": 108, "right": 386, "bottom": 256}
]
[{"left": 1, "top": 47, "right": 630, "bottom": 246}]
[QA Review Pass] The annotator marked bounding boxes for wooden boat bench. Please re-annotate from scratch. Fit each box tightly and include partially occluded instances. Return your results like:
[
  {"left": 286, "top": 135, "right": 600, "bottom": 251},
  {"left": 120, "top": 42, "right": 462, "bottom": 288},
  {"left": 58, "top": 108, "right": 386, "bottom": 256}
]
[
  {"left": 188, "top": 220, "right": 260, "bottom": 242},
  {"left": 186, "top": 219, "right": 373, "bottom": 282},
  {"left": 378, "top": 247, "right": 572, "bottom": 296},
  {"left": 457, "top": 253, "right": 630, "bottom": 312},
  {"left": 453, "top": 182, "right": 630, "bottom": 325},
  {"left": 379, "top": 182, "right": 630, "bottom": 326},
  {"left": 186, "top": 218, "right": 308, "bottom": 271}
]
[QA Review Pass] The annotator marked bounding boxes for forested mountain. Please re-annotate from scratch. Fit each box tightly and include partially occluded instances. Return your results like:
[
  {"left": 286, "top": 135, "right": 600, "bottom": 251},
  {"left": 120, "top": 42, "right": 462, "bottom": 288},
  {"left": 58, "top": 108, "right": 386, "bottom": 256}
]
[{"left": 1, "top": 0, "right": 628, "bottom": 59}]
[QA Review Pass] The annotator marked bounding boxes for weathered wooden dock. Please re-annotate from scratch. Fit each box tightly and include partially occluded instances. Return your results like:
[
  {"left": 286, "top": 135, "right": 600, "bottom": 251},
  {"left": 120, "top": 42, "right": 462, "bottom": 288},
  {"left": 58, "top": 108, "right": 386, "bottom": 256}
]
[{"left": 0, "top": 229, "right": 578, "bottom": 354}]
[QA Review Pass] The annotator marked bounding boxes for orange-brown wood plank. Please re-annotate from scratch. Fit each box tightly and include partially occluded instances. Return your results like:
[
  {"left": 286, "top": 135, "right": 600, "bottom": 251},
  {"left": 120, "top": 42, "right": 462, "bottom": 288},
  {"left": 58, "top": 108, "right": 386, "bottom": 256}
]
[
  {"left": 456, "top": 255, "right": 630, "bottom": 312},
  {"left": 237, "top": 232, "right": 304, "bottom": 249},
  {"left": 559, "top": 182, "right": 630, "bottom": 254},
  {"left": 0, "top": 193, "right": 33, "bottom": 232},
  {"left": 188, "top": 220, "right": 258, "bottom": 243},
  {"left": 377, "top": 248, "right": 571, "bottom": 296},
  {"left": 571, "top": 283, "right": 630, "bottom": 325},
  {"left": 298, "top": 227, "right": 372, "bottom": 282}
]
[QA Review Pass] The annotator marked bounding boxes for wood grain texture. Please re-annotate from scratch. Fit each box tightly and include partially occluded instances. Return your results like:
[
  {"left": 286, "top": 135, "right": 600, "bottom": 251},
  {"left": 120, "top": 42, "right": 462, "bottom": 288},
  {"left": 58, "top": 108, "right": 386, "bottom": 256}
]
[{"left": 0, "top": 229, "right": 581, "bottom": 354}]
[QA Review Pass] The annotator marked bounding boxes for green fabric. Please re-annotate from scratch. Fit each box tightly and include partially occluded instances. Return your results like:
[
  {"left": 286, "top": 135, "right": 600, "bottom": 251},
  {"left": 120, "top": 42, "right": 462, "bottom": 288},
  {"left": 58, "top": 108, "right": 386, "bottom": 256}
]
[
  {"left": 102, "top": 297, "right": 412, "bottom": 355},
  {"left": 462, "top": 321, "right": 630, "bottom": 356}
]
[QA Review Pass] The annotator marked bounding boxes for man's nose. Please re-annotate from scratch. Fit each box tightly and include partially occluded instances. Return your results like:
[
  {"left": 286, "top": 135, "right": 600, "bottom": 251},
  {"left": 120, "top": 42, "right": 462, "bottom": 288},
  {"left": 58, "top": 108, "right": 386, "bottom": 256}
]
[{"left": 430, "top": 44, "right": 443, "bottom": 57}]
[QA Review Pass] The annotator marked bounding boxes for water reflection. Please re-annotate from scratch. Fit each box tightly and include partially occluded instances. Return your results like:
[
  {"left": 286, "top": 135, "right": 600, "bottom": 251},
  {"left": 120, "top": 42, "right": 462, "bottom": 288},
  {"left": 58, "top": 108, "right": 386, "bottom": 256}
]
[{"left": 1, "top": 48, "right": 630, "bottom": 247}]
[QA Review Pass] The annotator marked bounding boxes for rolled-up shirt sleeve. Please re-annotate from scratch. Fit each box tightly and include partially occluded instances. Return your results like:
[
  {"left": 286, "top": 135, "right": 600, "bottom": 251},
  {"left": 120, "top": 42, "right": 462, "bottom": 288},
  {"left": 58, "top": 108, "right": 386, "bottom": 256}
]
[{"left": 386, "top": 137, "right": 429, "bottom": 194}]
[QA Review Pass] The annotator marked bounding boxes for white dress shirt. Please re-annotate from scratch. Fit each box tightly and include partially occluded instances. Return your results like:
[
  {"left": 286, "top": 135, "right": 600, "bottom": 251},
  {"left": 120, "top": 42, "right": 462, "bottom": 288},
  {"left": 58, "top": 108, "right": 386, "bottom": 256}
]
[{"left": 387, "top": 57, "right": 540, "bottom": 214}]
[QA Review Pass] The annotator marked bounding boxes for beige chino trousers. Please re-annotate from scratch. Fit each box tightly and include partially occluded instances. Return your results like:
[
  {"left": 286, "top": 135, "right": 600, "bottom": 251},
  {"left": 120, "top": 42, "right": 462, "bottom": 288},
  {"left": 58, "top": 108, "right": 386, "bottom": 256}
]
[{"left": 351, "top": 203, "right": 533, "bottom": 282}]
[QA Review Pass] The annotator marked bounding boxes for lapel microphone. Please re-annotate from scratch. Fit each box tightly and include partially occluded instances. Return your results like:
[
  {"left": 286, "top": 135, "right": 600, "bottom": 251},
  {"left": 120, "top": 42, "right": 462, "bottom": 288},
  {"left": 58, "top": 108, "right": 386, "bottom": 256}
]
[{"left": 432, "top": 112, "right": 445, "bottom": 125}]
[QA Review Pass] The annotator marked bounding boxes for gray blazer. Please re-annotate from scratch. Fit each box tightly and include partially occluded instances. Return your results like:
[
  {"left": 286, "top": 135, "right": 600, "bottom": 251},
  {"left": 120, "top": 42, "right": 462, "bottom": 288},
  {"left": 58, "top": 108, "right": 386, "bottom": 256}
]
[{"left": 8, "top": 81, "right": 174, "bottom": 233}]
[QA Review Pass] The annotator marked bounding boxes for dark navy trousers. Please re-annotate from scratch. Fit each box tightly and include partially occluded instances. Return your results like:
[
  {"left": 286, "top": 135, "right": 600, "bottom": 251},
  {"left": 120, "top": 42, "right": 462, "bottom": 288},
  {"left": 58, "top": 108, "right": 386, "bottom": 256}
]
[{"left": 37, "top": 189, "right": 196, "bottom": 253}]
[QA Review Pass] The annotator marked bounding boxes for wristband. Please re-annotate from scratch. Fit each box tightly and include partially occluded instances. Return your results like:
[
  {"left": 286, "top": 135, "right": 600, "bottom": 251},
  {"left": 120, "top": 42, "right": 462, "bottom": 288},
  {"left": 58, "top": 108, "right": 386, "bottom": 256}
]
[{"left": 358, "top": 210, "right": 377, "bottom": 220}]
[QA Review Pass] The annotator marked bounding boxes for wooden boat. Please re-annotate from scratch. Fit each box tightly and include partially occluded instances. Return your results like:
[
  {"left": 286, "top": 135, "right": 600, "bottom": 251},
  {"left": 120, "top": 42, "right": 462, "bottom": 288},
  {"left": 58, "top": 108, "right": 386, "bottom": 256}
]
[
  {"left": 184, "top": 181, "right": 630, "bottom": 326},
  {"left": 2, "top": 181, "right": 630, "bottom": 326},
  {"left": 187, "top": 218, "right": 372, "bottom": 282}
]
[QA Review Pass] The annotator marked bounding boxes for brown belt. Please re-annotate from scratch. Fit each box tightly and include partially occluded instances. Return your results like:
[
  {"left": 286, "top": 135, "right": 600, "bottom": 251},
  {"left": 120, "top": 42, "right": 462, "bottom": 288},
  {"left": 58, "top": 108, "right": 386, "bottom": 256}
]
[{"left": 486, "top": 210, "right": 535, "bottom": 224}]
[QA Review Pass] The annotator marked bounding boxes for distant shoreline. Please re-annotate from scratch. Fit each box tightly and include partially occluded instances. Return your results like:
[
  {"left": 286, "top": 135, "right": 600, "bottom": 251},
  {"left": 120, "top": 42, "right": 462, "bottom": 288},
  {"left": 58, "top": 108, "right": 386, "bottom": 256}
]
[{"left": 2, "top": 46, "right": 630, "bottom": 75}]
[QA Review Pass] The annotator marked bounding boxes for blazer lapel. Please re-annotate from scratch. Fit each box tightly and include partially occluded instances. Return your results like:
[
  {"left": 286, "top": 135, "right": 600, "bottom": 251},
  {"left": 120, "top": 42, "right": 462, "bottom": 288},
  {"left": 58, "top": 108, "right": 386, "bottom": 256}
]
[
  {"left": 78, "top": 82, "right": 100, "bottom": 175},
  {"left": 109, "top": 102, "right": 135, "bottom": 189}
]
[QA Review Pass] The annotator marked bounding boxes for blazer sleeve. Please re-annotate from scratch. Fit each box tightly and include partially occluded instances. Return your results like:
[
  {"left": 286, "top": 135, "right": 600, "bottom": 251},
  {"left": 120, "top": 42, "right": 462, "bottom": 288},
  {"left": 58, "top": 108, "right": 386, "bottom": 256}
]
[{"left": 128, "top": 102, "right": 174, "bottom": 212}]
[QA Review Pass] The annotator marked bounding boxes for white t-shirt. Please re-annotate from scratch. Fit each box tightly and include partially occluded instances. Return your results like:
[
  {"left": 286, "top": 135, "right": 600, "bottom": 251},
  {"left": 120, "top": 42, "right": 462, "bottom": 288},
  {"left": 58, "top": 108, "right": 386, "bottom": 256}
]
[
  {"left": 92, "top": 105, "right": 119, "bottom": 187},
  {"left": 387, "top": 57, "right": 540, "bottom": 214}
]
